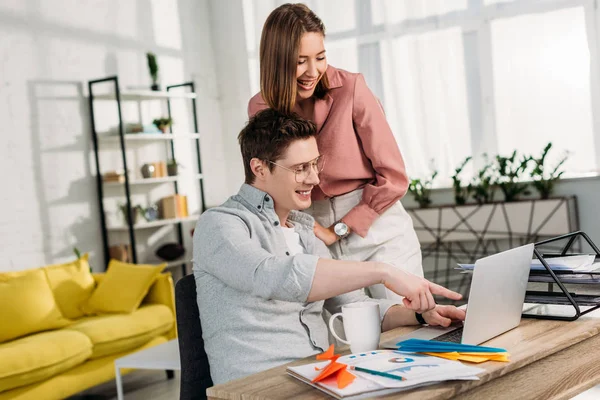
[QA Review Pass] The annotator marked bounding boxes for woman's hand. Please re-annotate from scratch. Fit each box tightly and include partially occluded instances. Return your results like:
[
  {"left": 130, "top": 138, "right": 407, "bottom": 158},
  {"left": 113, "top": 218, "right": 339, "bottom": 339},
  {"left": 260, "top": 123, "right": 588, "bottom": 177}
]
[
  {"left": 313, "top": 222, "right": 339, "bottom": 246},
  {"left": 421, "top": 305, "right": 466, "bottom": 327}
]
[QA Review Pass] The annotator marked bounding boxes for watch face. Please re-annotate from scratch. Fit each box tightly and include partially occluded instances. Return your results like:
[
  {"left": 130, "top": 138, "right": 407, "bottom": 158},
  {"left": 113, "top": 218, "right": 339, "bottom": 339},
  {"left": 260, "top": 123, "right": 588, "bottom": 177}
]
[{"left": 334, "top": 222, "right": 348, "bottom": 237}]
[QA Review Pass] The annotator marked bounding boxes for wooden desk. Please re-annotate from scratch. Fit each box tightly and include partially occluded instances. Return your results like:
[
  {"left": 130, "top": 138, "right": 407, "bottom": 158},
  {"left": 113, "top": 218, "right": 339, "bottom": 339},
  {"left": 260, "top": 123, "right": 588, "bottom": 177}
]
[{"left": 207, "top": 311, "right": 600, "bottom": 399}]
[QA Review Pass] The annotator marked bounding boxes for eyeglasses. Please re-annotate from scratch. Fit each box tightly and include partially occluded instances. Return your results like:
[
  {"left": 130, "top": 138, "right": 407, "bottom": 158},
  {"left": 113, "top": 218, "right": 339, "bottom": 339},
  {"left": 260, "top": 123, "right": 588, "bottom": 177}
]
[{"left": 268, "top": 155, "right": 325, "bottom": 183}]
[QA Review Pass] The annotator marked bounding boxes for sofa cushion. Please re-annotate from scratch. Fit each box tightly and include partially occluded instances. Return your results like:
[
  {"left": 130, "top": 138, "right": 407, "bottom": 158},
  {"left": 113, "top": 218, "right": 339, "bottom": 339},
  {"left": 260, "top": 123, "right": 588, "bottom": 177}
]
[
  {"left": 0, "top": 269, "right": 70, "bottom": 343},
  {"left": 83, "top": 260, "right": 166, "bottom": 314},
  {"left": 44, "top": 253, "right": 95, "bottom": 319},
  {"left": 0, "top": 330, "right": 92, "bottom": 393},
  {"left": 67, "top": 304, "right": 173, "bottom": 359}
]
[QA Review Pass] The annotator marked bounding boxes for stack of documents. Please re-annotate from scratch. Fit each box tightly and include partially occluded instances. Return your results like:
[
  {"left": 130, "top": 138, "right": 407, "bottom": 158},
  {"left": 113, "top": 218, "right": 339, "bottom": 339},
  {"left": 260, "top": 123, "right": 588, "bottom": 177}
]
[
  {"left": 287, "top": 348, "right": 484, "bottom": 399},
  {"left": 396, "top": 339, "right": 510, "bottom": 363},
  {"left": 457, "top": 254, "right": 599, "bottom": 273}
]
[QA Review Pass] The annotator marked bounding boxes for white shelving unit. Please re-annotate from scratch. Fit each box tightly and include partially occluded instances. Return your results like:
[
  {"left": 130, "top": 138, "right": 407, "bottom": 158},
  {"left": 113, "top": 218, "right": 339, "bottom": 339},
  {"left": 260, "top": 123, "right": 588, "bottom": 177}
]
[
  {"left": 89, "top": 76, "right": 205, "bottom": 275},
  {"left": 98, "top": 133, "right": 201, "bottom": 142},
  {"left": 107, "top": 215, "right": 199, "bottom": 232},
  {"left": 103, "top": 174, "right": 204, "bottom": 187},
  {"left": 93, "top": 89, "right": 197, "bottom": 101}
]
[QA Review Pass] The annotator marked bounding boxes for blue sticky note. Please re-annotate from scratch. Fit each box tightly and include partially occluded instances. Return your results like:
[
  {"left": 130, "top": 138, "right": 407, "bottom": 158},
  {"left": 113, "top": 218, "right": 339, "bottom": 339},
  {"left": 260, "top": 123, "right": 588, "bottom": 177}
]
[{"left": 395, "top": 338, "right": 506, "bottom": 353}]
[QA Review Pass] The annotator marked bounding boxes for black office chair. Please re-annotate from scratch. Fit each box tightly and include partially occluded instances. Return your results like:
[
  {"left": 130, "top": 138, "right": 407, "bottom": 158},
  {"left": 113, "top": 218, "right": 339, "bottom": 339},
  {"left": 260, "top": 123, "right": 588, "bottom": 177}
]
[{"left": 175, "top": 274, "right": 213, "bottom": 400}]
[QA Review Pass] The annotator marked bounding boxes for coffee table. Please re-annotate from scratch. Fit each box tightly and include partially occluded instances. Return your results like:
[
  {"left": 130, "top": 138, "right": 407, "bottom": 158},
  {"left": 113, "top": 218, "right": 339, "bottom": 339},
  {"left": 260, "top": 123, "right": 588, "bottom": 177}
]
[{"left": 114, "top": 339, "right": 180, "bottom": 400}]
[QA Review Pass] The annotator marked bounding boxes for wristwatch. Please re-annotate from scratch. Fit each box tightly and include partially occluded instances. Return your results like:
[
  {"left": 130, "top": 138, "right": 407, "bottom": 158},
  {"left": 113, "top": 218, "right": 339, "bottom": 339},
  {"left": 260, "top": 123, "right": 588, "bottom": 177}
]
[
  {"left": 415, "top": 312, "right": 426, "bottom": 325},
  {"left": 333, "top": 221, "right": 350, "bottom": 239}
]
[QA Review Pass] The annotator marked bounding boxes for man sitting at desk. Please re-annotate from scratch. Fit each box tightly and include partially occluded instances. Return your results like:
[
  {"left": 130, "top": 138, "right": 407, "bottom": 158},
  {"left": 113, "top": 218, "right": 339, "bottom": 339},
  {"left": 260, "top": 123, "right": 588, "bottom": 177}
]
[{"left": 192, "top": 109, "right": 466, "bottom": 384}]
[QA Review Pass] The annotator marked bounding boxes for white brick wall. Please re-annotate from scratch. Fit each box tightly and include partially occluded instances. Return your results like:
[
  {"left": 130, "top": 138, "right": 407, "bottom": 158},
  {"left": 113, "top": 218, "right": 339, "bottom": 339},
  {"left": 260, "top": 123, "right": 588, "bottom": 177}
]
[{"left": 0, "top": 0, "right": 231, "bottom": 272}]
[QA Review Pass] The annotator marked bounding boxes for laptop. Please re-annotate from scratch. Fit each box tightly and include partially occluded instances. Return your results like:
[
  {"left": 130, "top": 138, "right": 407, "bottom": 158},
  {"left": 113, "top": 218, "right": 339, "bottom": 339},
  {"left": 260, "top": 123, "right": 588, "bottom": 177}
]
[{"left": 381, "top": 243, "right": 534, "bottom": 347}]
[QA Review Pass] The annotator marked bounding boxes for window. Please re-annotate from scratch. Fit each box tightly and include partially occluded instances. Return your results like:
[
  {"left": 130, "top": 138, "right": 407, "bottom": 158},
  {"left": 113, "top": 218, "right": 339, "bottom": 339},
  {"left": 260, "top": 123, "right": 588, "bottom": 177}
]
[
  {"left": 491, "top": 6, "right": 594, "bottom": 174},
  {"left": 243, "top": 0, "right": 600, "bottom": 183}
]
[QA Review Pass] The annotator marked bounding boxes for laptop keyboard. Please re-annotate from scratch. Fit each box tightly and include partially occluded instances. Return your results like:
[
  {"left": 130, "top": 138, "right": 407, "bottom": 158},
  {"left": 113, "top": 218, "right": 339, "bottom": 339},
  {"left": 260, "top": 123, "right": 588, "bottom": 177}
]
[{"left": 432, "top": 327, "right": 464, "bottom": 343}]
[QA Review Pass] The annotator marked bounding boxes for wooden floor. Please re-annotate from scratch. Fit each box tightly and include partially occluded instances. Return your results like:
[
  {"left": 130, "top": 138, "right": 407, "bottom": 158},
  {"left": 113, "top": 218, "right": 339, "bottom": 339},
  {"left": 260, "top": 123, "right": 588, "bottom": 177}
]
[
  {"left": 66, "top": 369, "right": 600, "bottom": 400},
  {"left": 68, "top": 370, "right": 180, "bottom": 400}
]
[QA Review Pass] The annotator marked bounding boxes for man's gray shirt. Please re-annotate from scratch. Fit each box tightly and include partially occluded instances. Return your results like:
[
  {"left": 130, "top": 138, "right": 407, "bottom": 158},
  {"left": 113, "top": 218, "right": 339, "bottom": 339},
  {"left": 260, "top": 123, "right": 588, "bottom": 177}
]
[{"left": 193, "top": 184, "right": 398, "bottom": 384}]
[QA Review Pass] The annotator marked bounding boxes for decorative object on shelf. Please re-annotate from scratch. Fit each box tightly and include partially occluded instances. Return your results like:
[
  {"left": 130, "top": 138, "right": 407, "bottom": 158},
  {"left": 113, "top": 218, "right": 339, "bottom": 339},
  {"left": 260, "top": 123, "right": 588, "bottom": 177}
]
[
  {"left": 452, "top": 156, "right": 472, "bottom": 206},
  {"left": 160, "top": 194, "right": 188, "bottom": 219},
  {"left": 495, "top": 150, "right": 531, "bottom": 202},
  {"left": 141, "top": 204, "right": 159, "bottom": 222},
  {"left": 152, "top": 117, "right": 173, "bottom": 133},
  {"left": 119, "top": 204, "right": 143, "bottom": 225},
  {"left": 146, "top": 52, "right": 160, "bottom": 91},
  {"left": 140, "top": 163, "right": 155, "bottom": 179},
  {"left": 467, "top": 154, "right": 496, "bottom": 205},
  {"left": 529, "top": 142, "right": 569, "bottom": 200},
  {"left": 109, "top": 244, "right": 132, "bottom": 263},
  {"left": 103, "top": 170, "right": 125, "bottom": 183},
  {"left": 125, "top": 123, "right": 143, "bottom": 133},
  {"left": 408, "top": 170, "right": 438, "bottom": 209},
  {"left": 153, "top": 161, "right": 167, "bottom": 177},
  {"left": 167, "top": 158, "right": 179, "bottom": 176},
  {"left": 155, "top": 243, "right": 186, "bottom": 261}
]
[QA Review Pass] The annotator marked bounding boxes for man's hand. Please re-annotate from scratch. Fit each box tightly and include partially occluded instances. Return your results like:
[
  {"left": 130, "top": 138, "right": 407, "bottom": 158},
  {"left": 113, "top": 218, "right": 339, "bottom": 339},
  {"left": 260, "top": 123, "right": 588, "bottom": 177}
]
[
  {"left": 421, "top": 305, "right": 466, "bottom": 327},
  {"left": 380, "top": 265, "right": 462, "bottom": 312},
  {"left": 313, "top": 222, "right": 338, "bottom": 246}
]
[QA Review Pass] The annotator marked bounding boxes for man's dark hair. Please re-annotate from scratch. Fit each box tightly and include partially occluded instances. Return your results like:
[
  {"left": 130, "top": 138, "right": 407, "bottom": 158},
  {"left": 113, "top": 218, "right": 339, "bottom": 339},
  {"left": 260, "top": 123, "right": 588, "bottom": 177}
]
[{"left": 238, "top": 109, "right": 317, "bottom": 184}]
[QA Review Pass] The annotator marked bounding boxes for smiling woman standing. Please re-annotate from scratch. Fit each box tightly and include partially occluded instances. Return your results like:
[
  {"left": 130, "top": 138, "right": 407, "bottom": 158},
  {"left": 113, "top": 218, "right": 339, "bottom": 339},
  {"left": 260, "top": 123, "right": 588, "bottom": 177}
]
[{"left": 248, "top": 3, "right": 423, "bottom": 301}]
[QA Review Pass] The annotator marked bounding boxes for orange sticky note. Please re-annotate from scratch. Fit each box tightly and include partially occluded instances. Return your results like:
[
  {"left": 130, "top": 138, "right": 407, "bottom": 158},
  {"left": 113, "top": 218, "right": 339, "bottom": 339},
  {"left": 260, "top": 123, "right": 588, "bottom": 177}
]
[
  {"left": 312, "top": 361, "right": 346, "bottom": 382},
  {"left": 422, "top": 351, "right": 510, "bottom": 363},
  {"left": 337, "top": 367, "right": 356, "bottom": 389},
  {"left": 311, "top": 345, "right": 356, "bottom": 388},
  {"left": 316, "top": 344, "right": 335, "bottom": 360}
]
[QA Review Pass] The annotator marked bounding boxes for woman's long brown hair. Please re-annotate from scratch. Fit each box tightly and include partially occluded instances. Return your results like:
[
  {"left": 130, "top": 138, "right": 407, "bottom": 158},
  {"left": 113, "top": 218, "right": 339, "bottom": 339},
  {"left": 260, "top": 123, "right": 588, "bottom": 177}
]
[{"left": 259, "top": 3, "right": 330, "bottom": 114}]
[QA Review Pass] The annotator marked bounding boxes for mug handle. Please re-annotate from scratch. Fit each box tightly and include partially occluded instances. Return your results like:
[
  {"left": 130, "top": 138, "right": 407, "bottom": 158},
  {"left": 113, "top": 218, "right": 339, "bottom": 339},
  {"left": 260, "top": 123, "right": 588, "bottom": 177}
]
[{"left": 328, "top": 313, "right": 350, "bottom": 345}]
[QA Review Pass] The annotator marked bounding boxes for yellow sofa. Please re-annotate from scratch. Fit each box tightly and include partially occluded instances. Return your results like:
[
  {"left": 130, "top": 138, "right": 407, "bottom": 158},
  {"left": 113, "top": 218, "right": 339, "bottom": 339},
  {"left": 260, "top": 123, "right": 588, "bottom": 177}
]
[{"left": 0, "top": 260, "right": 177, "bottom": 400}]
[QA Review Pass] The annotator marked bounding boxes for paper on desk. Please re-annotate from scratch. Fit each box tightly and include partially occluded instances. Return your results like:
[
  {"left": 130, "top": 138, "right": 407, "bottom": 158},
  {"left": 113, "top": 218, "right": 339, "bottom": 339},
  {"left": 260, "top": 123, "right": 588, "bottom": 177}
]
[
  {"left": 287, "top": 350, "right": 483, "bottom": 399},
  {"left": 457, "top": 254, "right": 598, "bottom": 272},
  {"left": 530, "top": 255, "right": 597, "bottom": 270}
]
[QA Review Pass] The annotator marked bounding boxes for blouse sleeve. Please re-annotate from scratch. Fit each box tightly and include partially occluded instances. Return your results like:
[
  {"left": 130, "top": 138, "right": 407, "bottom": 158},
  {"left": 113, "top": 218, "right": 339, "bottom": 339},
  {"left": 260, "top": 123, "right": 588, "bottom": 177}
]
[{"left": 342, "top": 74, "right": 409, "bottom": 237}]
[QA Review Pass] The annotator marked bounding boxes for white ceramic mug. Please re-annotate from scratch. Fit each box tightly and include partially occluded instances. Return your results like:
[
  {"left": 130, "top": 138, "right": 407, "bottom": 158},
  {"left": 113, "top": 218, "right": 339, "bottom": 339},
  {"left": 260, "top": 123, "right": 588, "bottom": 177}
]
[{"left": 328, "top": 302, "right": 381, "bottom": 353}]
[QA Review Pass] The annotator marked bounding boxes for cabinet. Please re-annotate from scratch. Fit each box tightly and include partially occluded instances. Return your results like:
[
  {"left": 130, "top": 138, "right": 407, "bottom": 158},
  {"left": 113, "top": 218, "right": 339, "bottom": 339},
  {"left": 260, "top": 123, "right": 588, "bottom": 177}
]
[{"left": 88, "top": 76, "right": 205, "bottom": 274}]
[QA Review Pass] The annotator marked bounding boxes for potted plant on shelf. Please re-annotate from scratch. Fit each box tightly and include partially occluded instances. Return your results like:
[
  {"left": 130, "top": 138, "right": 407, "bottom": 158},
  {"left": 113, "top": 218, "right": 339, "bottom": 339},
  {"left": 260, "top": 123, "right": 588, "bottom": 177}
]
[
  {"left": 467, "top": 154, "right": 496, "bottom": 205},
  {"left": 495, "top": 150, "right": 531, "bottom": 202},
  {"left": 529, "top": 142, "right": 569, "bottom": 199},
  {"left": 452, "top": 156, "right": 472, "bottom": 205},
  {"left": 119, "top": 204, "right": 144, "bottom": 225},
  {"left": 167, "top": 159, "right": 180, "bottom": 176},
  {"left": 146, "top": 52, "right": 160, "bottom": 91},
  {"left": 408, "top": 170, "right": 438, "bottom": 209},
  {"left": 153, "top": 117, "right": 173, "bottom": 133}
]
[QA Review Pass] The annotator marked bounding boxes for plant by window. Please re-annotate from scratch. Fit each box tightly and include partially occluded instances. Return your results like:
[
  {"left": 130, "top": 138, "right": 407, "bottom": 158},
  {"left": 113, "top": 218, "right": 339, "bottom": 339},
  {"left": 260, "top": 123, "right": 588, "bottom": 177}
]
[
  {"left": 451, "top": 156, "right": 472, "bottom": 205},
  {"left": 530, "top": 142, "right": 569, "bottom": 199},
  {"left": 467, "top": 154, "right": 496, "bottom": 205},
  {"left": 495, "top": 150, "right": 531, "bottom": 202},
  {"left": 408, "top": 170, "right": 438, "bottom": 209}
]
